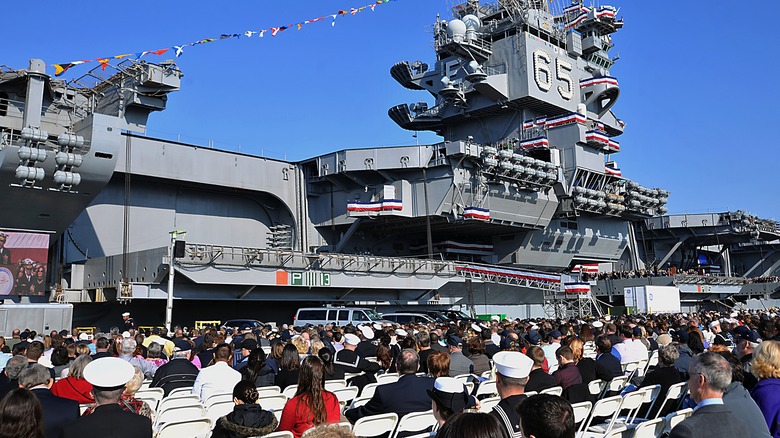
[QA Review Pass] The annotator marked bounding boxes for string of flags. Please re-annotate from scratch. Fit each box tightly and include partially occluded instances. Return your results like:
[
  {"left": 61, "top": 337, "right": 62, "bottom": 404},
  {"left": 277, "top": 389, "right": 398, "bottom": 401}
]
[{"left": 53, "top": 0, "right": 397, "bottom": 77}]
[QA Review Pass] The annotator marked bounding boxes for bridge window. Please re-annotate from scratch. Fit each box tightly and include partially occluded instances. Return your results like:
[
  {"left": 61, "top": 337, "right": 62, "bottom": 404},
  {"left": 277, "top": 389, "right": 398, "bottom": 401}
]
[{"left": 0, "top": 92, "right": 8, "bottom": 116}]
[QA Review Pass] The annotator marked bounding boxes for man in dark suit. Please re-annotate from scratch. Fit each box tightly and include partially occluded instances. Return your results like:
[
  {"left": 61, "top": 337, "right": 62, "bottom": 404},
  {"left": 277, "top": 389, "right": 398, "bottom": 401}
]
[
  {"left": 525, "top": 346, "right": 557, "bottom": 393},
  {"left": 594, "top": 335, "right": 622, "bottom": 382},
  {"left": 669, "top": 352, "right": 747, "bottom": 438},
  {"left": 19, "top": 364, "right": 79, "bottom": 438},
  {"left": 344, "top": 349, "right": 434, "bottom": 424},
  {"left": 150, "top": 339, "right": 199, "bottom": 396},
  {"left": 63, "top": 357, "right": 152, "bottom": 438}
]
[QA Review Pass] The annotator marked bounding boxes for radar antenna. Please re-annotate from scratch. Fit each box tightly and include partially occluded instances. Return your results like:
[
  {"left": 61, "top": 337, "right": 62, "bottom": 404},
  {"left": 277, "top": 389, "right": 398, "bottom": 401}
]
[{"left": 499, "top": 0, "right": 526, "bottom": 19}]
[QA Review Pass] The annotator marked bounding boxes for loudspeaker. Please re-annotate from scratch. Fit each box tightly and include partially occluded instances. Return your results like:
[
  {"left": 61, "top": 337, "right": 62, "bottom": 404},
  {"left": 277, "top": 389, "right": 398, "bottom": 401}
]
[{"left": 173, "top": 240, "right": 186, "bottom": 258}]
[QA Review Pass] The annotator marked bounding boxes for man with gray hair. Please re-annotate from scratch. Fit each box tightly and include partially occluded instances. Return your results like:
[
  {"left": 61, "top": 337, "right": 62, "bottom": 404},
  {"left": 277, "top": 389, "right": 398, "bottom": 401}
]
[
  {"left": 669, "top": 352, "right": 748, "bottom": 438},
  {"left": 118, "top": 337, "right": 158, "bottom": 378},
  {"left": 0, "top": 355, "right": 27, "bottom": 399},
  {"left": 20, "top": 364, "right": 79, "bottom": 438},
  {"left": 345, "top": 348, "right": 435, "bottom": 424}
]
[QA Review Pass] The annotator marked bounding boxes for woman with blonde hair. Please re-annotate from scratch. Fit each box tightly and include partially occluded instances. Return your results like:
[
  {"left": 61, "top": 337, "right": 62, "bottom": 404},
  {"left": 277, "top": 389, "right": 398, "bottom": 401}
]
[
  {"left": 51, "top": 354, "right": 94, "bottom": 403},
  {"left": 750, "top": 340, "right": 780, "bottom": 437},
  {"left": 569, "top": 337, "right": 596, "bottom": 383}
]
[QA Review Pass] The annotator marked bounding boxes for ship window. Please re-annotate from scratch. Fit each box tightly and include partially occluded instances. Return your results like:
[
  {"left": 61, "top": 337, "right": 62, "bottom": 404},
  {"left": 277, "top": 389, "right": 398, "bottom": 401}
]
[{"left": 0, "top": 92, "right": 7, "bottom": 117}]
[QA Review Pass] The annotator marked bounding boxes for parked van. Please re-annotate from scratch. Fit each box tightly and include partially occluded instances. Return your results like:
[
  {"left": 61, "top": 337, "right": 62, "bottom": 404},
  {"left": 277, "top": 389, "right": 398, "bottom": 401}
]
[{"left": 294, "top": 307, "right": 390, "bottom": 327}]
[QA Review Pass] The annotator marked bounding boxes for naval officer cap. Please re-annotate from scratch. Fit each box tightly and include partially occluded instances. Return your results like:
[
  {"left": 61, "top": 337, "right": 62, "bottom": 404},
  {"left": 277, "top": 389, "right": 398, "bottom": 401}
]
[
  {"left": 427, "top": 377, "right": 469, "bottom": 412},
  {"left": 493, "top": 351, "right": 533, "bottom": 379},
  {"left": 84, "top": 357, "right": 135, "bottom": 390},
  {"left": 344, "top": 333, "right": 361, "bottom": 346},
  {"left": 122, "top": 312, "right": 130, "bottom": 317},
  {"left": 359, "top": 325, "right": 375, "bottom": 340}
]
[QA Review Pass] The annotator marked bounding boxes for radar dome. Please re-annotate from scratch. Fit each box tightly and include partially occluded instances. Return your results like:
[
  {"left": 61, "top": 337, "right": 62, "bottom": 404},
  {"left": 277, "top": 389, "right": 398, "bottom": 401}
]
[
  {"left": 447, "top": 19, "right": 467, "bottom": 38},
  {"left": 462, "top": 15, "right": 481, "bottom": 31}
]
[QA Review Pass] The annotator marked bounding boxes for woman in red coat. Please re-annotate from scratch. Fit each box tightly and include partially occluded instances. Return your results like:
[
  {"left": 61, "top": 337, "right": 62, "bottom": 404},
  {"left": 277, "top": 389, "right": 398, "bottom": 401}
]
[
  {"left": 51, "top": 355, "right": 94, "bottom": 404},
  {"left": 277, "top": 356, "right": 341, "bottom": 438}
]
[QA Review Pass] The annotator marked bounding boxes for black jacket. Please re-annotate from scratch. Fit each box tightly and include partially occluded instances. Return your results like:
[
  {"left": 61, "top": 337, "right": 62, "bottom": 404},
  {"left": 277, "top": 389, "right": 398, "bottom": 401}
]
[
  {"left": 62, "top": 404, "right": 152, "bottom": 438},
  {"left": 241, "top": 364, "right": 276, "bottom": 387},
  {"left": 150, "top": 357, "right": 200, "bottom": 396},
  {"left": 595, "top": 352, "right": 622, "bottom": 382},
  {"left": 525, "top": 367, "right": 557, "bottom": 393},
  {"left": 211, "top": 404, "right": 278, "bottom": 438},
  {"left": 31, "top": 387, "right": 79, "bottom": 438},
  {"left": 345, "top": 374, "right": 435, "bottom": 423},
  {"left": 669, "top": 403, "right": 747, "bottom": 438}
]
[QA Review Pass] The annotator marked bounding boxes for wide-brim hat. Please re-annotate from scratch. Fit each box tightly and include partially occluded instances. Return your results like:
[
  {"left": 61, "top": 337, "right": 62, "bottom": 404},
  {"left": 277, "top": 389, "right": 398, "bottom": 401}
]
[{"left": 84, "top": 357, "right": 135, "bottom": 390}]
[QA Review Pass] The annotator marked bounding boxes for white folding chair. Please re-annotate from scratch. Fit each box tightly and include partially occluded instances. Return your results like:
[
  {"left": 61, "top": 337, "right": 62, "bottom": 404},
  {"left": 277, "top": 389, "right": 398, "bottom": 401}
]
[
  {"left": 167, "top": 386, "right": 195, "bottom": 398},
  {"left": 256, "top": 386, "right": 282, "bottom": 398},
  {"left": 332, "top": 386, "right": 360, "bottom": 404},
  {"left": 155, "top": 405, "right": 206, "bottom": 428},
  {"left": 258, "top": 394, "right": 289, "bottom": 412},
  {"left": 156, "top": 417, "right": 212, "bottom": 438},
  {"left": 613, "top": 389, "right": 646, "bottom": 426},
  {"left": 541, "top": 386, "right": 563, "bottom": 396},
  {"left": 391, "top": 411, "right": 437, "bottom": 438},
  {"left": 629, "top": 384, "right": 662, "bottom": 423},
  {"left": 548, "top": 363, "right": 560, "bottom": 374},
  {"left": 204, "top": 392, "right": 233, "bottom": 410},
  {"left": 376, "top": 373, "right": 399, "bottom": 385},
  {"left": 136, "top": 387, "right": 164, "bottom": 398},
  {"left": 135, "top": 393, "right": 163, "bottom": 411},
  {"left": 325, "top": 379, "right": 348, "bottom": 392},
  {"left": 478, "top": 396, "right": 501, "bottom": 413},
  {"left": 570, "top": 401, "right": 592, "bottom": 427},
  {"left": 481, "top": 370, "right": 493, "bottom": 379},
  {"left": 345, "top": 372, "right": 363, "bottom": 381},
  {"left": 140, "top": 379, "right": 152, "bottom": 391},
  {"left": 577, "top": 395, "right": 623, "bottom": 436},
  {"left": 623, "top": 362, "right": 641, "bottom": 380},
  {"left": 453, "top": 374, "right": 473, "bottom": 384},
  {"left": 632, "top": 417, "right": 665, "bottom": 438},
  {"left": 282, "top": 384, "right": 299, "bottom": 399},
  {"left": 645, "top": 351, "right": 659, "bottom": 373},
  {"left": 206, "top": 400, "right": 235, "bottom": 429},
  {"left": 475, "top": 380, "right": 497, "bottom": 398},
  {"left": 588, "top": 379, "right": 606, "bottom": 397},
  {"left": 360, "top": 382, "right": 379, "bottom": 399},
  {"left": 349, "top": 396, "right": 372, "bottom": 410},
  {"left": 664, "top": 408, "right": 693, "bottom": 433},
  {"left": 464, "top": 381, "right": 475, "bottom": 395},
  {"left": 602, "top": 425, "right": 629, "bottom": 438},
  {"left": 157, "top": 395, "right": 202, "bottom": 414},
  {"left": 601, "top": 376, "right": 628, "bottom": 398},
  {"left": 653, "top": 382, "right": 687, "bottom": 419},
  {"left": 352, "top": 412, "right": 399, "bottom": 438},
  {"left": 260, "top": 431, "right": 294, "bottom": 438}
]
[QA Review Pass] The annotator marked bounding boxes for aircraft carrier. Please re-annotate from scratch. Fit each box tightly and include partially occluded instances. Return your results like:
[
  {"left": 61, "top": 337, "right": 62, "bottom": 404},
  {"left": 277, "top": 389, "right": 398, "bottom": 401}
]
[{"left": 0, "top": 0, "right": 778, "bottom": 326}]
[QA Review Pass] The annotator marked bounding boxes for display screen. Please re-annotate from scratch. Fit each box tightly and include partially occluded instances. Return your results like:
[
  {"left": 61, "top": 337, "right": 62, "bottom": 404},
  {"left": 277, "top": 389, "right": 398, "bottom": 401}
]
[{"left": 0, "top": 231, "right": 50, "bottom": 296}]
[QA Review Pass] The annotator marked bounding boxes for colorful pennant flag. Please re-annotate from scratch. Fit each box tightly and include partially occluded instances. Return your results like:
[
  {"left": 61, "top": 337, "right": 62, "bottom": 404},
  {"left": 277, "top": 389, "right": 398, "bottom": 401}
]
[{"left": 51, "top": 0, "right": 398, "bottom": 77}]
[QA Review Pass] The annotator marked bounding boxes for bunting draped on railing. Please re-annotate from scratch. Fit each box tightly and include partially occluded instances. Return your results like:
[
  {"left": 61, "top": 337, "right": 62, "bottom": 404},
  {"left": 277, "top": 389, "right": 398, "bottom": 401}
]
[{"left": 52, "top": 0, "right": 397, "bottom": 77}]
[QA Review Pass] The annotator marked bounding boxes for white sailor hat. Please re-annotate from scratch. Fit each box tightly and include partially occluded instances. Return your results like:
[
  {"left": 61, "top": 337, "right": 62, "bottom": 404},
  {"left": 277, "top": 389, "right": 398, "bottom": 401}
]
[
  {"left": 708, "top": 321, "right": 720, "bottom": 328},
  {"left": 490, "top": 315, "right": 500, "bottom": 322},
  {"left": 427, "top": 377, "right": 469, "bottom": 412},
  {"left": 83, "top": 357, "right": 135, "bottom": 389},
  {"left": 471, "top": 323, "right": 482, "bottom": 333},
  {"left": 359, "top": 325, "right": 375, "bottom": 340},
  {"left": 395, "top": 329, "right": 408, "bottom": 337},
  {"left": 493, "top": 351, "right": 533, "bottom": 379},
  {"left": 121, "top": 331, "right": 131, "bottom": 339},
  {"left": 122, "top": 312, "right": 130, "bottom": 317},
  {"left": 344, "top": 334, "right": 361, "bottom": 345},
  {"left": 373, "top": 323, "right": 383, "bottom": 330},
  {"left": 592, "top": 321, "right": 604, "bottom": 328}
]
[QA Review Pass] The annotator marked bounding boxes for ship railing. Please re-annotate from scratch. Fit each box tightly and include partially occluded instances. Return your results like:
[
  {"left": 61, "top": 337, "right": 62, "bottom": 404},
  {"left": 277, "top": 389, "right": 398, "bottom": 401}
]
[
  {"left": 180, "top": 244, "right": 459, "bottom": 277},
  {"left": 0, "top": 96, "right": 91, "bottom": 134},
  {"left": 674, "top": 274, "right": 746, "bottom": 286}
]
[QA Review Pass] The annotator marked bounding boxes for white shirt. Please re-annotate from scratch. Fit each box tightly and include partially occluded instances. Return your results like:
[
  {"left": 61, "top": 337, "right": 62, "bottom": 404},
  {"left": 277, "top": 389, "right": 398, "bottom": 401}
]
[
  {"left": 192, "top": 361, "right": 241, "bottom": 402},
  {"left": 613, "top": 339, "right": 648, "bottom": 364}
]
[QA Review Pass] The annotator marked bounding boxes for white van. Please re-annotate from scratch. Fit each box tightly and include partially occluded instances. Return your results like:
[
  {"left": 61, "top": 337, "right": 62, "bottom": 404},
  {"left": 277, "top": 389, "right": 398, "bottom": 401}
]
[{"left": 294, "top": 307, "right": 390, "bottom": 327}]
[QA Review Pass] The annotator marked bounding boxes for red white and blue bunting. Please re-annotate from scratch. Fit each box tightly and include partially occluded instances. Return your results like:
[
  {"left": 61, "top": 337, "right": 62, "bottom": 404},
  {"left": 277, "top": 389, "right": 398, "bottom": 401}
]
[
  {"left": 520, "top": 136, "right": 550, "bottom": 150},
  {"left": 605, "top": 139, "right": 620, "bottom": 153},
  {"left": 545, "top": 113, "right": 586, "bottom": 129},
  {"left": 585, "top": 130, "right": 610, "bottom": 147},
  {"left": 347, "top": 199, "right": 402, "bottom": 212},
  {"left": 572, "top": 264, "right": 599, "bottom": 274},
  {"left": 564, "top": 282, "right": 592, "bottom": 294},
  {"left": 580, "top": 76, "right": 619, "bottom": 88},
  {"left": 605, "top": 165, "right": 622, "bottom": 176},
  {"left": 464, "top": 207, "right": 490, "bottom": 221}
]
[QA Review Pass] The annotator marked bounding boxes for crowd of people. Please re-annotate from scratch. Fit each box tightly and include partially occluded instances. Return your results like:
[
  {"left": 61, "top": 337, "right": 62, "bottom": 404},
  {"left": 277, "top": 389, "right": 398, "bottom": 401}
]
[
  {"left": 1, "top": 307, "right": 780, "bottom": 437},
  {"left": 584, "top": 268, "right": 780, "bottom": 285}
]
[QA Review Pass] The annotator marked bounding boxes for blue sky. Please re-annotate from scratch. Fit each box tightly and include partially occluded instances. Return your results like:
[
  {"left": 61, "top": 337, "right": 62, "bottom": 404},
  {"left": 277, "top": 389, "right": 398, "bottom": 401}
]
[{"left": 2, "top": 1, "right": 777, "bottom": 221}]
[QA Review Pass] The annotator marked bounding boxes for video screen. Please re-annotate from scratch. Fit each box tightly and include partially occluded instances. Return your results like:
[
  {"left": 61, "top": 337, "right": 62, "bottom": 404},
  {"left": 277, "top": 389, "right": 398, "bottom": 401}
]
[{"left": 0, "top": 231, "right": 50, "bottom": 296}]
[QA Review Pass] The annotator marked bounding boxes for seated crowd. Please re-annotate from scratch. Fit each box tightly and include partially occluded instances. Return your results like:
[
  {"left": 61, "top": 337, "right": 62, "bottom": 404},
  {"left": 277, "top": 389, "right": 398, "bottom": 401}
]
[{"left": 1, "top": 308, "right": 780, "bottom": 438}]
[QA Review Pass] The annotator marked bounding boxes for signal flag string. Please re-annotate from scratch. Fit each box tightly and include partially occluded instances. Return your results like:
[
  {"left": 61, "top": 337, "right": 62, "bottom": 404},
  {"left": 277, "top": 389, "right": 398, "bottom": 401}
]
[{"left": 52, "top": 0, "right": 397, "bottom": 77}]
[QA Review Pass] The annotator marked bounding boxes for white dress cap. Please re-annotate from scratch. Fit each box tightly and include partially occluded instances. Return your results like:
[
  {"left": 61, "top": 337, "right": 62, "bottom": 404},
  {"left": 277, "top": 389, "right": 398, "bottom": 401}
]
[
  {"left": 592, "top": 321, "right": 604, "bottom": 328},
  {"left": 344, "top": 334, "right": 361, "bottom": 345},
  {"left": 360, "top": 325, "right": 375, "bottom": 340},
  {"left": 395, "top": 329, "right": 408, "bottom": 337},
  {"left": 433, "top": 376, "right": 466, "bottom": 394},
  {"left": 122, "top": 312, "right": 130, "bottom": 317},
  {"left": 83, "top": 357, "right": 135, "bottom": 388},
  {"left": 492, "top": 351, "right": 533, "bottom": 379},
  {"left": 471, "top": 323, "right": 482, "bottom": 333}
]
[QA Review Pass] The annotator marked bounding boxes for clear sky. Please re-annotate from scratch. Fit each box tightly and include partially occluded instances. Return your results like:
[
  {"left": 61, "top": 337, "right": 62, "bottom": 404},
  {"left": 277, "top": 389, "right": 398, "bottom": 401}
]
[{"left": 2, "top": 1, "right": 777, "bottom": 221}]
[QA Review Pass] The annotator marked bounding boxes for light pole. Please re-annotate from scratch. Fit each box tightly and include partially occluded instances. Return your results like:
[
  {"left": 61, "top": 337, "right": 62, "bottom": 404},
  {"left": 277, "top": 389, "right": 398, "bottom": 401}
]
[{"left": 166, "top": 230, "right": 186, "bottom": 332}]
